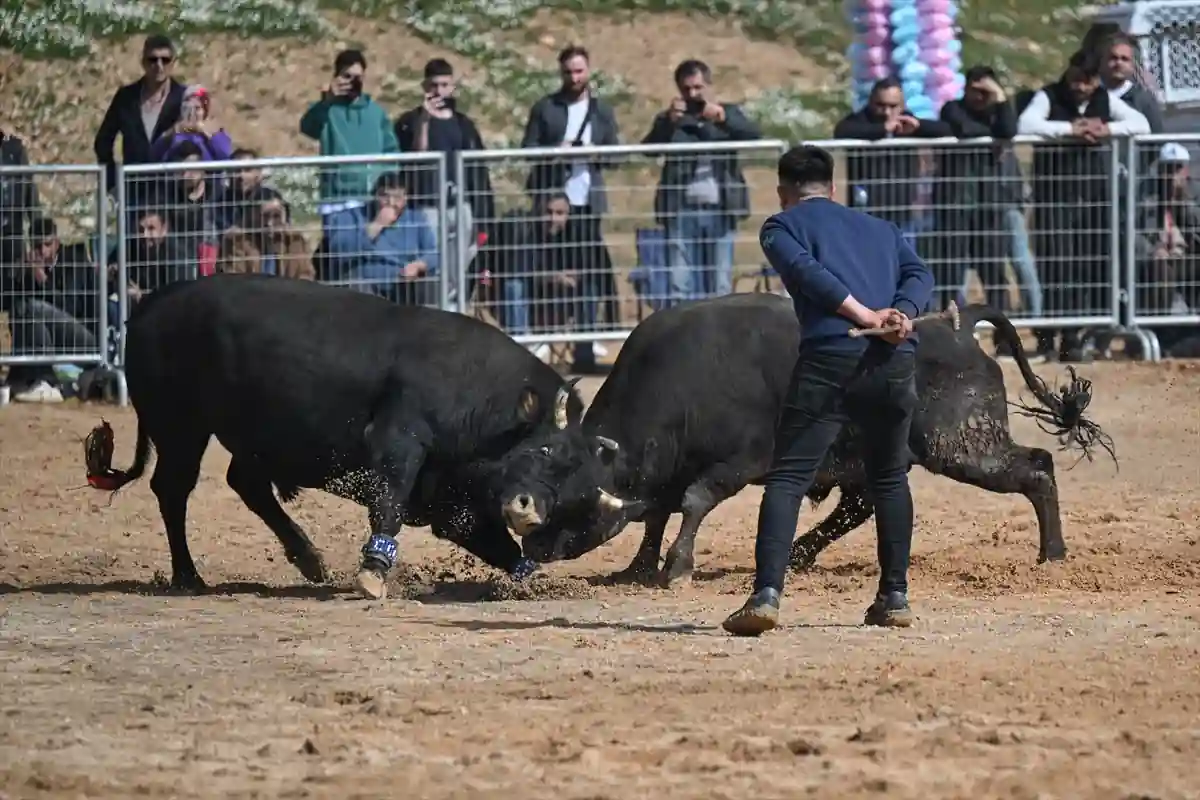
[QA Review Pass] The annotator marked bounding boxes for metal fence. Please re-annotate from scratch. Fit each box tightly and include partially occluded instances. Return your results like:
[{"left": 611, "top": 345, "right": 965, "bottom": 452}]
[
  {"left": 1124, "top": 133, "right": 1200, "bottom": 361},
  {"left": 0, "top": 164, "right": 112, "bottom": 399},
  {"left": 4, "top": 135, "right": 1199, "bottom": 409}
]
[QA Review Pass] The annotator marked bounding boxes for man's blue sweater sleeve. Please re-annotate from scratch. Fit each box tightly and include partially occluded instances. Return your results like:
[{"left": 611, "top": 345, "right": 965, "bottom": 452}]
[
  {"left": 892, "top": 228, "right": 935, "bottom": 318},
  {"left": 760, "top": 217, "right": 851, "bottom": 313}
]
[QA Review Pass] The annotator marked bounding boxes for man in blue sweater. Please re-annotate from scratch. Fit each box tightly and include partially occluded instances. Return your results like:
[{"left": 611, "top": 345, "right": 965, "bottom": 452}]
[{"left": 722, "top": 145, "right": 935, "bottom": 637}]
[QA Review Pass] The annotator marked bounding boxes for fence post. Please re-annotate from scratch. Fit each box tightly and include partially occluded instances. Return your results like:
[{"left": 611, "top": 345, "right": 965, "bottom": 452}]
[
  {"left": 1109, "top": 139, "right": 1123, "bottom": 333},
  {"left": 96, "top": 167, "right": 109, "bottom": 367},
  {"left": 115, "top": 163, "right": 129, "bottom": 369},
  {"left": 455, "top": 155, "right": 469, "bottom": 316}
]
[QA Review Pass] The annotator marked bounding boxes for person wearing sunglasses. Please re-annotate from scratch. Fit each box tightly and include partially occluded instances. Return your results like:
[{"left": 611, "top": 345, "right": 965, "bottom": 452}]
[{"left": 94, "top": 34, "right": 187, "bottom": 217}]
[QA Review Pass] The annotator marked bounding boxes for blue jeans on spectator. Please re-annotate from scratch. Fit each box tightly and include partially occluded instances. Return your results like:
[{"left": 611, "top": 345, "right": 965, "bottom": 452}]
[
  {"left": 501, "top": 278, "right": 529, "bottom": 335},
  {"left": 666, "top": 208, "right": 735, "bottom": 305},
  {"left": 1003, "top": 207, "right": 1043, "bottom": 318}
]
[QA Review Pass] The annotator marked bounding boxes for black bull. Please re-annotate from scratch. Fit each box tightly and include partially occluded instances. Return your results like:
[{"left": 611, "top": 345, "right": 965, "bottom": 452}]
[
  {"left": 512, "top": 293, "right": 1115, "bottom": 585},
  {"left": 84, "top": 274, "right": 629, "bottom": 594}
]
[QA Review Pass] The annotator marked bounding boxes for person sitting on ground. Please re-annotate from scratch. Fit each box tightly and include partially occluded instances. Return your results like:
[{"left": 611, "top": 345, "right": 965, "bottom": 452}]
[
  {"left": 0, "top": 217, "right": 103, "bottom": 403},
  {"left": 324, "top": 170, "right": 439, "bottom": 306},
  {"left": 217, "top": 194, "right": 314, "bottom": 280},
  {"left": 149, "top": 84, "right": 234, "bottom": 162}
]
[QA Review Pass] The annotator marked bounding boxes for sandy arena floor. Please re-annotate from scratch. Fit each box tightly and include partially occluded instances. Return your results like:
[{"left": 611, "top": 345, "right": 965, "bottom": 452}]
[{"left": 1, "top": 361, "right": 1199, "bottom": 799}]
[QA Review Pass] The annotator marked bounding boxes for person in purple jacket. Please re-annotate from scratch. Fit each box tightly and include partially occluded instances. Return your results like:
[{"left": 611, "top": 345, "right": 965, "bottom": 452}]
[{"left": 149, "top": 85, "right": 234, "bottom": 162}]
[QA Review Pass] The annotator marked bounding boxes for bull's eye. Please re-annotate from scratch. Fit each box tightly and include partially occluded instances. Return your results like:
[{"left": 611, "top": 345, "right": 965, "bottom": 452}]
[{"left": 540, "top": 445, "right": 553, "bottom": 456}]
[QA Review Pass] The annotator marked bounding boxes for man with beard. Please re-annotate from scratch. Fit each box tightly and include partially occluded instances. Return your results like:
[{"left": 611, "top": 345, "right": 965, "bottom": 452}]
[
  {"left": 520, "top": 45, "right": 621, "bottom": 373},
  {"left": 1018, "top": 49, "right": 1150, "bottom": 362}
]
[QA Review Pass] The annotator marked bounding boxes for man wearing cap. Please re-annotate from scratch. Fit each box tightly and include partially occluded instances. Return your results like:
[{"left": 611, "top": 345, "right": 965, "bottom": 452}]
[
  {"left": 1136, "top": 141, "right": 1200, "bottom": 354},
  {"left": 721, "top": 144, "right": 934, "bottom": 637}
]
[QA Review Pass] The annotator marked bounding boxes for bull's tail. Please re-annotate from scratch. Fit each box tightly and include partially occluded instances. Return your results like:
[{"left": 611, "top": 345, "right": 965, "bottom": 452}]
[
  {"left": 84, "top": 419, "right": 152, "bottom": 493},
  {"left": 962, "top": 305, "right": 1118, "bottom": 470}
]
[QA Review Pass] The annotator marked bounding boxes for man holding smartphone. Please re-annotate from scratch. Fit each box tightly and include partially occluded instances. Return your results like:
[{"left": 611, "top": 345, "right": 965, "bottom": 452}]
[
  {"left": 394, "top": 59, "right": 495, "bottom": 300},
  {"left": 641, "top": 59, "right": 762, "bottom": 308},
  {"left": 300, "top": 49, "right": 399, "bottom": 238}
]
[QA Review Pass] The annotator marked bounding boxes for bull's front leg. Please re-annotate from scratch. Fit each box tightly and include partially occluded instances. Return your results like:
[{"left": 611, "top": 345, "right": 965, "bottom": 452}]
[{"left": 356, "top": 415, "right": 430, "bottom": 600}]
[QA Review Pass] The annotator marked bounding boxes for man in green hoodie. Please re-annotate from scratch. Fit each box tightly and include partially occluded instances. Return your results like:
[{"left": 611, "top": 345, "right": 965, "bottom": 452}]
[{"left": 300, "top": 49, "right": 400, "bottom": 228}]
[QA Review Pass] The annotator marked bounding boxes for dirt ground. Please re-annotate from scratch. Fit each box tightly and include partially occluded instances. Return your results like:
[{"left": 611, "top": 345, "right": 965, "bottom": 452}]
[{"left": 2, "top": 360, "right": 1199, "bottom": 799}]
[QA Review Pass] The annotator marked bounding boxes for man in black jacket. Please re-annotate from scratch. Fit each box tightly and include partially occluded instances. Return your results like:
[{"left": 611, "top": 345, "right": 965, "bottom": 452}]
[
  {"left": 0, "top": 127, "right": 41, "bottom": 268},
  {"left": 1, "top": 218, "right": 103, "bottom": 403},
  {"left": 93, "top": 34, "right": 186, "bottom": 212},
  {"left": 395, "top": 58, "right": 496, "bottom": 298},
  {"left": 641, "top": 59, "right": 762, "bottom": 307},
  {"left": 833, "top": 77, "right": 952, "bottom": 230},
  {"left": 934, "top": 66, "right": 1040, "bottom": 343}
]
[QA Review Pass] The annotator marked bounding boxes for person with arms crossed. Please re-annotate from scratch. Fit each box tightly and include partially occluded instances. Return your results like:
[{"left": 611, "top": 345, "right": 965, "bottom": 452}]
[{"left": 722, "top": 145, "right": 935, "bottom": 637}]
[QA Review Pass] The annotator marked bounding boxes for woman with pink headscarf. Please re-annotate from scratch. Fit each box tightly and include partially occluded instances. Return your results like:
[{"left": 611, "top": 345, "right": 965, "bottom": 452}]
[{"left": 149, "top": 84, "right": 234, "bottom": 162}]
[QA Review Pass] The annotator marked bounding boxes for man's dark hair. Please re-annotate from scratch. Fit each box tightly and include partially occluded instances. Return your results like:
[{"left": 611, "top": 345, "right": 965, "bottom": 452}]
[
  {"left": 231, "top": 147, "right": 259, "bottom": 159},
  {"left": 1064, "top": 49, "right": 1102, "bottom": 81},
  {"left": 673, "top": 59, "right": 712, "bottom": 86},
  {"left": 557, "top": 45, "right": 589, "bottom": 65},
  {"left": 1103, "top": 31, "right": 1138, "bottom": 52},
  {"left": 170, "top": 141, "right": 204, "bottom": 161},
  {"left": 334, "top": 49, "right": 367, "bottom": 75},
  {"left": 777, "top": 145, "right": 835, "bottom": 193},
  {"left": 138, "top": 207, "right": 167, "bottom": 225},
  {"left": 870, "top": 76, "right": 902, "bottom": 97},
  {"left": 424, "top": 58, "right": 453, "bottom": 80},
  {"left": 29, "top": 216, "right": 56, "bottom": 241},
  {"left": 373, "top": 170, "right": 410, "bottom": 195},
  {"left": 964, "top": 65, "right": 998, "bottom": 84},
  {"left": 142, "top": 34, "right": 174, "bottom": 56}
]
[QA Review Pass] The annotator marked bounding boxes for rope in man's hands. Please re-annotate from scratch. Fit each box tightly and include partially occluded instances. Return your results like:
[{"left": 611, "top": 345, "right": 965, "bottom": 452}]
[{"left": 848, "top": 300, "right": 961, "bottom": 338}]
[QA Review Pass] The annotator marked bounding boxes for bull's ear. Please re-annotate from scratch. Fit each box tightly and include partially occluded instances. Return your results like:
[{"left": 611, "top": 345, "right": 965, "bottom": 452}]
[{"left": 518, "top": 387, "right": 539, "bottom": 422}]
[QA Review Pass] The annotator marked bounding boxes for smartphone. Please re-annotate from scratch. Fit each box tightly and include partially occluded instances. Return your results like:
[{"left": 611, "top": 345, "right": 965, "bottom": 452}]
[
  {"left": 686, "top": 97, "right": 706, "bottom": 115},
  {"left": 441, "top": 96, "right": 456, "bottom": 112},
  {"left": 348, "top": 75, "right": 363, "bottom": 96}
]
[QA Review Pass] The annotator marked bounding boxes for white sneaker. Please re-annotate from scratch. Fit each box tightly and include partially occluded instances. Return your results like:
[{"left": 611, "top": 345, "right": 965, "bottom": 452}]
[
  {"left": 13, "top": 380, "right": 64, "bottom": 404},
  {"left": 593, "top": 343, "right": 609, "bottom": 357},
  {"left": 533, "top": 343, "right": 551, "bottom": 361}
]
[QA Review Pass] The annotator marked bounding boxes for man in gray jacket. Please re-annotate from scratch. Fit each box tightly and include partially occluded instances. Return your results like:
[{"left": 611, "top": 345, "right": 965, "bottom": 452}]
[{"left": 641, "top": 59, "right": 762, "bottom": 306}]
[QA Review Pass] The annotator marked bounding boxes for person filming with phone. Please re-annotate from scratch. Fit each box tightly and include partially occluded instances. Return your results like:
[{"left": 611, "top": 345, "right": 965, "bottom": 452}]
[
  {"left": 641, "top": 59, "right": 762, "bottom": 307},
  {"left": 300, "top": 49, "right": 399, "bottom": 236},
  {"left": 394, "top": 59, "right": 495, "bottom": 299}
]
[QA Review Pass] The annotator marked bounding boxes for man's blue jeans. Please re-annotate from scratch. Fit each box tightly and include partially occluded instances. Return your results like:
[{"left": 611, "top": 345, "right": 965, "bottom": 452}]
[{"left": 666, "top": 207, "right": 735, "bottom": 305}]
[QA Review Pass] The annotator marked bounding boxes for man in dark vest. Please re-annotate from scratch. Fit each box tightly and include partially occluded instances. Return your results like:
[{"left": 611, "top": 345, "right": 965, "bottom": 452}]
[{"left": 1017, "top": 49, "right": 1150, "bottom": 362}]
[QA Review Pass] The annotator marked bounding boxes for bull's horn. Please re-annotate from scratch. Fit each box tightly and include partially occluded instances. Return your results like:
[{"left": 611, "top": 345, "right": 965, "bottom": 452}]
[
  {"left": 597, "top": 489, "right": 624, "bottom": 511},
  {"left": 595, "top": 435, "right": 619, "bottom": 452},
  {"left": 554, "top": 386, "right": 570, "bottom": 429}
]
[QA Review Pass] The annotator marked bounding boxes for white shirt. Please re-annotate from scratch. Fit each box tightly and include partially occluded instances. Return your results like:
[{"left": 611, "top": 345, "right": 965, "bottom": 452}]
[
  {"left": 563, "top": 96, "right": 593, "bottom": 207},
  {"left": 1016, "top": 89, "right": 1151, "bottom": 138}
]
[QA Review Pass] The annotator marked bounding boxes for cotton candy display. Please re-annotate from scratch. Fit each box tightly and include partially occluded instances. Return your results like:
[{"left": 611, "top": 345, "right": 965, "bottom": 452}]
[{"left": 844, "top": 0, "right": 964, "bottom": 117}]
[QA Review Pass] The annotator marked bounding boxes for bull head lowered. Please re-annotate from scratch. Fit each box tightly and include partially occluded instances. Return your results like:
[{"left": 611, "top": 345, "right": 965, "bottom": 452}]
[{"left": 497, "top": 382, "right": 633, "bottom": 540}]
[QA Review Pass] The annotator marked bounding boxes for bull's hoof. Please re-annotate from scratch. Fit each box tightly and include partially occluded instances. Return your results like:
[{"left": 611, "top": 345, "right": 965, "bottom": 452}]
[
  {"left": 288, "top": 549, "right": 329, "bottom": 584},
  {"left": 354, "top": 568, "right": 387, "bottom": 600},
  {"left": 657, "top": 555, "right": 694, "bottom": 588},
  {"left": 169, "top": 572, "right": 207, "bottom": 593},
  {"left": 1037, "top": 546, "right": 1068, "bottom": 564},
  {"left": 789, "top": 537, "right": 822, "bottom": 571},
  {"left": 608, "top": 559, "right": 660, "bottom": 586}
]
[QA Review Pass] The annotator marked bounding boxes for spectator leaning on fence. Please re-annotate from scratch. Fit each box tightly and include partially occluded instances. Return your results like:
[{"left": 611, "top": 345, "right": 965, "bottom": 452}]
[
  {"left": 0, "top": 217, "right": 102, "bottom": 404},
  {"left": 217, "top": 192, "right": 314, "bottom": 280},
  {"left": 148, "top": 85, "right": 234, "bottom": 163},
  {"left": 833, "top": 77, "right": 952, "bottom": 233},
  {"left": 127, "top": 206, "right": 191, "bottom": 300},
  {"left": 1017, "top": 48, "right": 1150, "bottom": 363},
  {"left": 934, "top": 65, "right": 1042, "bottom": 359},
  {"left": 521, "top": 45, "right": 621, "bottom": 373},
  {"left": 94, "top": 34, "right": 186, "bottom": 211},
  {"left": 641, "top": 59, "right": 762, "bottom": 306},
  {"left": 325, "top": 170, "right": 438, "bottom": 307},
  {"left": 0, "top": 125, "right": 41, "bottom": 268},
  {"left": 394, "top": 58, "right": 496, "bottom": 276},
  {"left": 165, "top": 141, "right": 225, "bottom": 278},
  {"left": 300, "top": 49, "right": 399, "bottom": 232}
]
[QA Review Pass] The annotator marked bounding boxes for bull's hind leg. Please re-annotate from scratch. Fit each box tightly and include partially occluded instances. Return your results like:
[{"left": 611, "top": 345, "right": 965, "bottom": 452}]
[
  {"left": 355, "top": 410, "right": 431, "bottom": 600},
  {"left": 927, "top": 443, "right": 1064, "bottom": 562},
  {"left": 660, "top": 467, "right": 749, "bottom": 586},
  {"left": 609, "top": 511, "right": 671, "bottom": 585},
  {"left": 225, "top": 458, "right": 327, "bottom": 584},
  {"left": 149, "top": 432, "right": 211, "bottom": 591},
  {"left": 789, "top": 486, "right": 875, "bottom": 571}
]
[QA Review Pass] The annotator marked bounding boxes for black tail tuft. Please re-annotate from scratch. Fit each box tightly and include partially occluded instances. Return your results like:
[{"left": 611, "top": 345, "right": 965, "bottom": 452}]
[{"left": 1010, "top": 366, "right": 1118, "bottom": 471}]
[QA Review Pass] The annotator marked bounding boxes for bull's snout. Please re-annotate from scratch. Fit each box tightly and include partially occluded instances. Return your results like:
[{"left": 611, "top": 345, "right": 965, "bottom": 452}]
[{"left": 502, "top": 493, "right": 544, "bottom": 537}]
